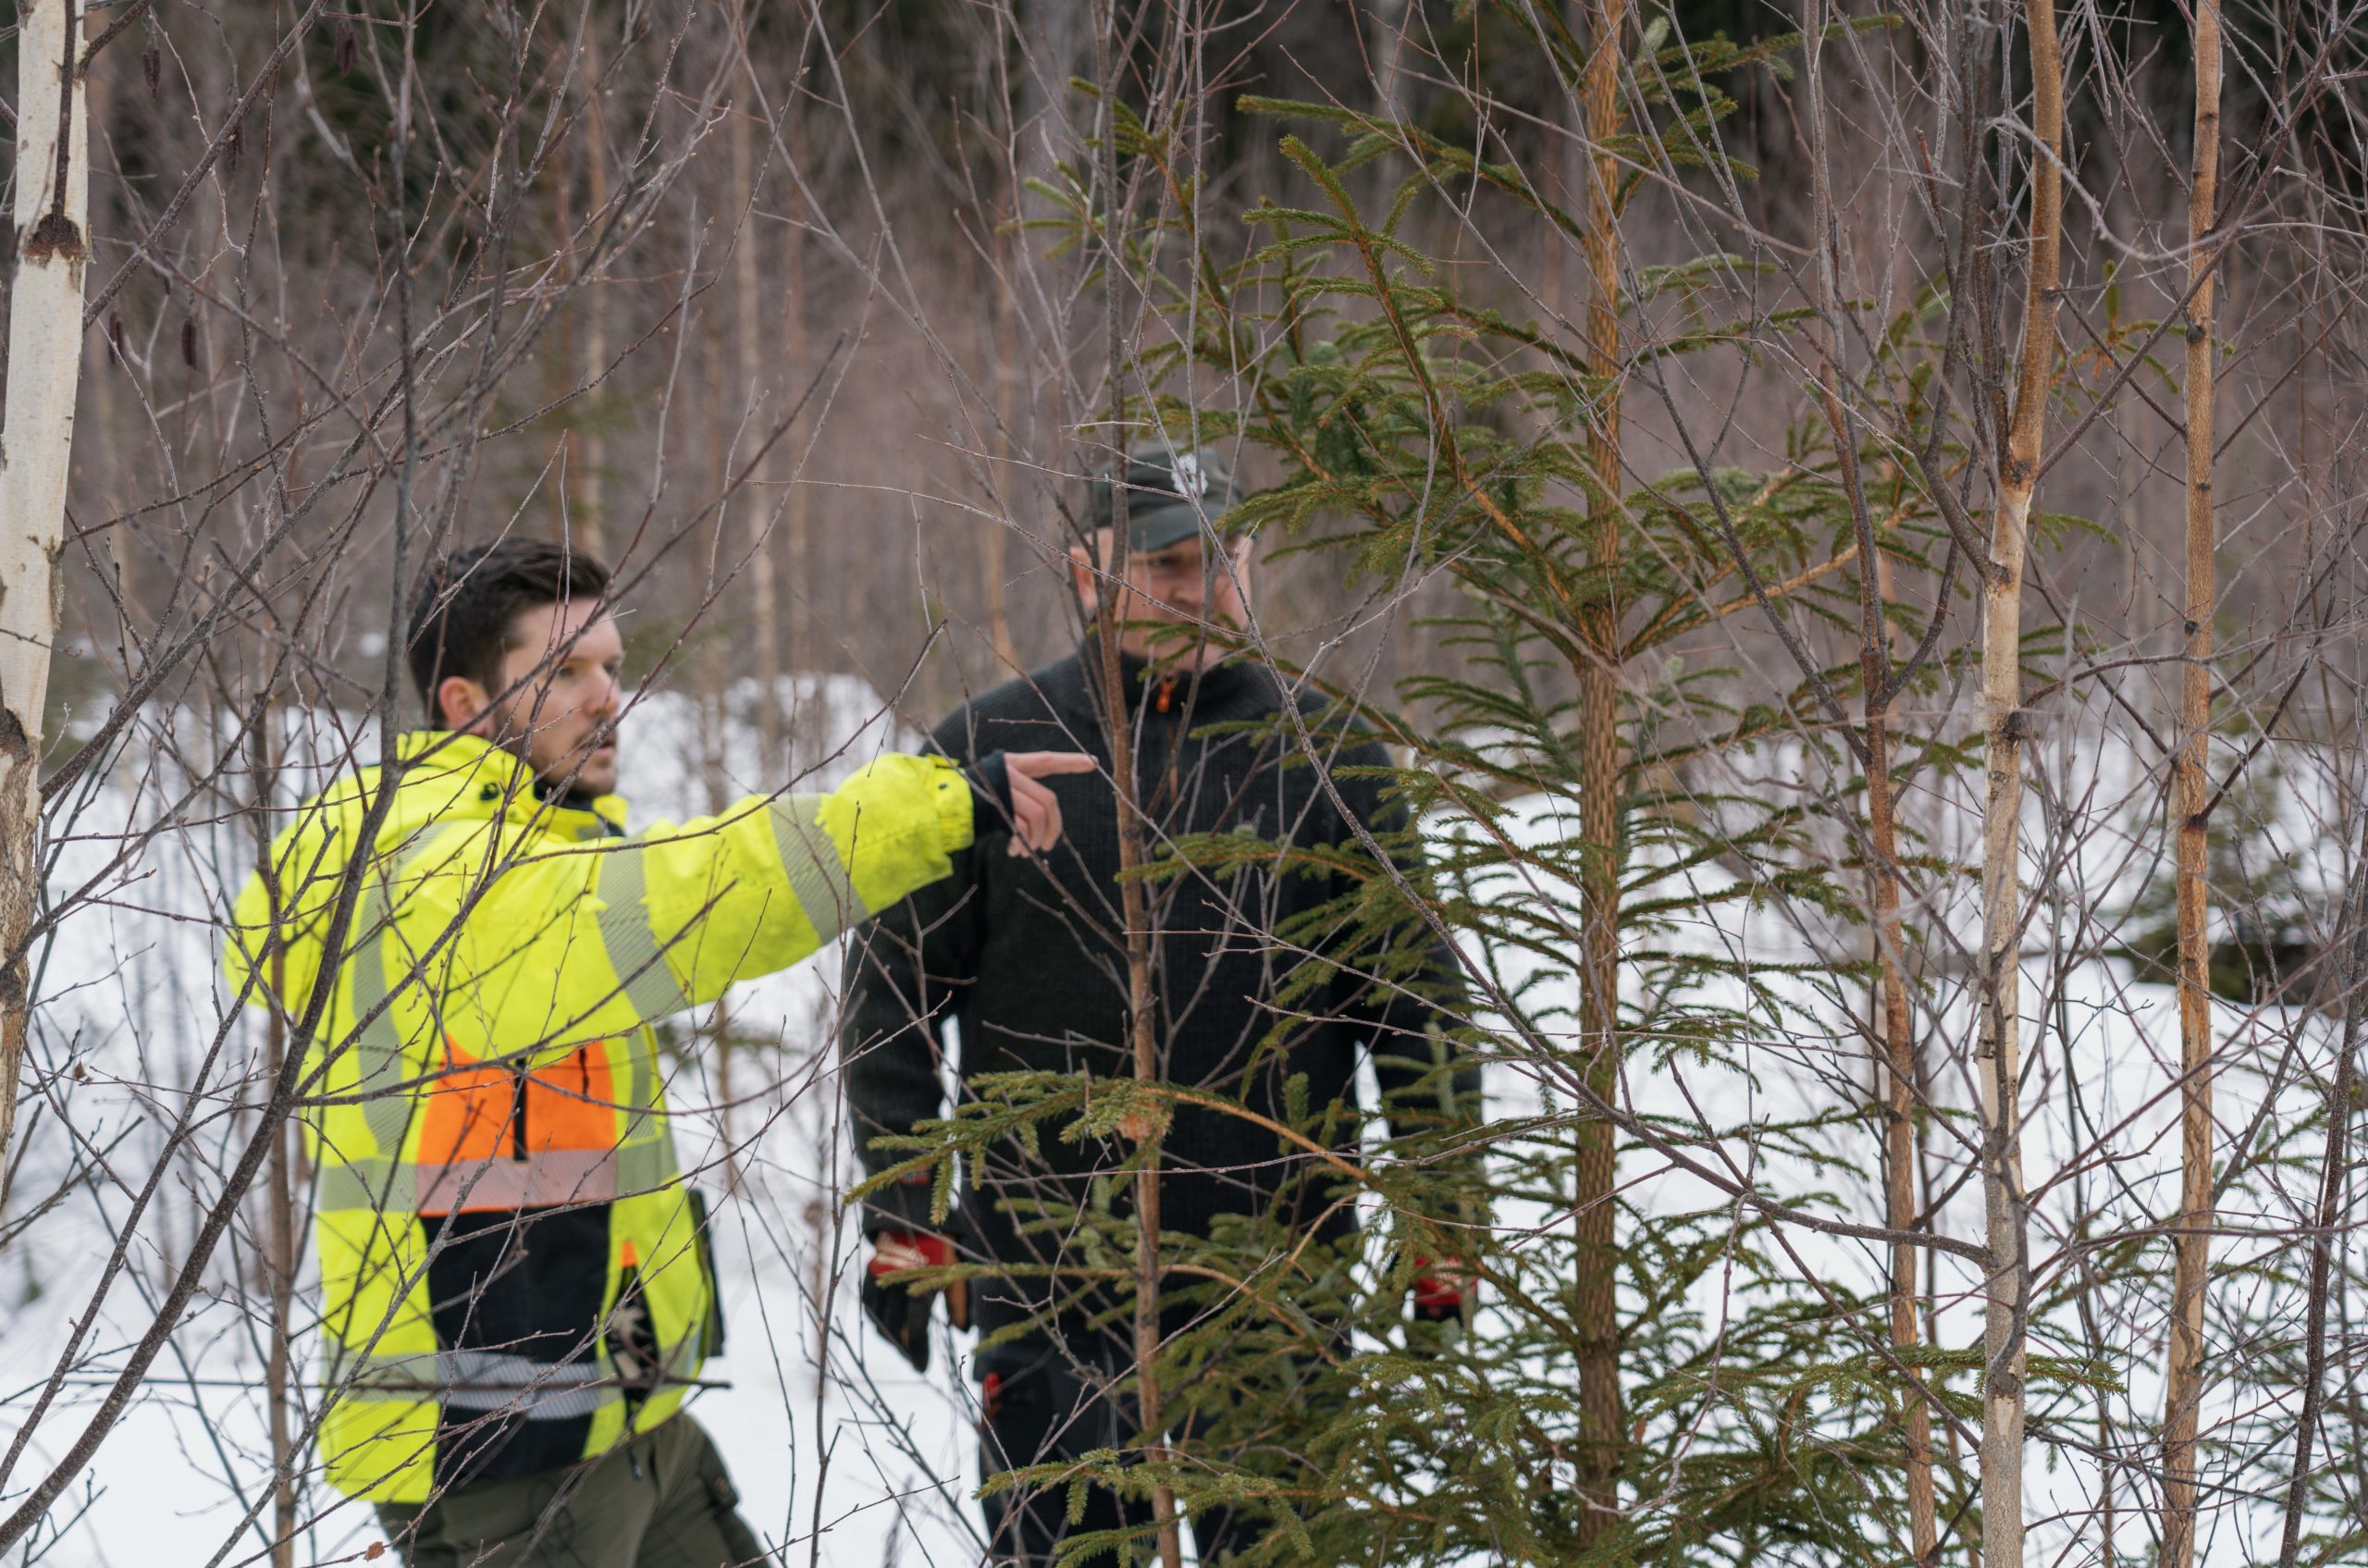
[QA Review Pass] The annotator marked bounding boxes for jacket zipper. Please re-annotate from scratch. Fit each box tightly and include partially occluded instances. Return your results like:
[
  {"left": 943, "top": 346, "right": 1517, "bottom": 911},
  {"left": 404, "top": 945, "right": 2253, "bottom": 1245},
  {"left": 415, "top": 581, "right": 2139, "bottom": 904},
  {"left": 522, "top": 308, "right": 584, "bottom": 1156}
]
[{"left": 1150, "top": 675, "right": 1182, "bottom": 813}]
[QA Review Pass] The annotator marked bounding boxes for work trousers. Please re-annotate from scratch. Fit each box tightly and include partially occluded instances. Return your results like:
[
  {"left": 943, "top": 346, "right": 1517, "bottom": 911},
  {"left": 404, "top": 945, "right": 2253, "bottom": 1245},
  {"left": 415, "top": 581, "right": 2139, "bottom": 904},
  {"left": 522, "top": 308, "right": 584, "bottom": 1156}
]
[
  {"left": 375, "top": 1414, "right": 765, "bottom": 1568},
  {"left": 978, "top": 1349, "right": 1263, "bottom": 1568}
]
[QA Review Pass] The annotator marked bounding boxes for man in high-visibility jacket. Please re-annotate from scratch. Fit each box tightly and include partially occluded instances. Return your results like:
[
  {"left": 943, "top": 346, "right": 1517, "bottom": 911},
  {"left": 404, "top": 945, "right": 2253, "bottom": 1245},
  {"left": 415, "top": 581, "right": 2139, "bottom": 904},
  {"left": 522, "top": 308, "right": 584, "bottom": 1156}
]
[{"left": 225, "top": 539, "right": 1090, "bottom": 1567}]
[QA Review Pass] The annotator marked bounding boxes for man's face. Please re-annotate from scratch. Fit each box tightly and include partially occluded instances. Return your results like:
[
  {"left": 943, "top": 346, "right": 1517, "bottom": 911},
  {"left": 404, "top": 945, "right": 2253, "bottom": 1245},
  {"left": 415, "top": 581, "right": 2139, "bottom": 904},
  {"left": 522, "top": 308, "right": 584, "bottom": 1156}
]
[
  {"left": 437, "top": 598, "right": 625, "bottom": 797},
  {"left": 1070, "top": 529, "right": 1252, "bottom": 670}
]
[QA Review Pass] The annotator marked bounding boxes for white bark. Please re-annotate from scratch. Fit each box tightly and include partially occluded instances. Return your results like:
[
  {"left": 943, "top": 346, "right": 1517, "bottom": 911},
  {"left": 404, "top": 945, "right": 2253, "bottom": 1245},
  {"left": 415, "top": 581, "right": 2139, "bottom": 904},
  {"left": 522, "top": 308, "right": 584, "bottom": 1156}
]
[
  {"left": 1979, "top": 483, "right": 2032, "bottom": 1568},
  {"left": 1979, "top": 4, "right": 2063, "bottom": 1561},
  {"left": 0, "top": 0, "right": 91, "bottom": 1165}
]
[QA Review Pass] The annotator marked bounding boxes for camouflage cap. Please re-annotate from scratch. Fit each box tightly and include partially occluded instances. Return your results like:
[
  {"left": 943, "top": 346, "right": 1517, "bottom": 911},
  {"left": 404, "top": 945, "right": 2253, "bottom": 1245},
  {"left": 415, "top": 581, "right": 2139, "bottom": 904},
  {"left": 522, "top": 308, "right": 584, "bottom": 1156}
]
[{"left": 1085, "top": 442, "right": 1238, "bottom": 551}]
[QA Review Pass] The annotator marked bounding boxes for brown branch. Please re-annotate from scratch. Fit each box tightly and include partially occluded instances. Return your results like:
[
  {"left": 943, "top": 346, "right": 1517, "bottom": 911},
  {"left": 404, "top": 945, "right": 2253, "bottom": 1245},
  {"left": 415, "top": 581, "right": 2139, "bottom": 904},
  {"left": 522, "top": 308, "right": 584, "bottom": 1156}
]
[{"left": 2160, "top": 4, "right": 2224, "bottom": 1561}]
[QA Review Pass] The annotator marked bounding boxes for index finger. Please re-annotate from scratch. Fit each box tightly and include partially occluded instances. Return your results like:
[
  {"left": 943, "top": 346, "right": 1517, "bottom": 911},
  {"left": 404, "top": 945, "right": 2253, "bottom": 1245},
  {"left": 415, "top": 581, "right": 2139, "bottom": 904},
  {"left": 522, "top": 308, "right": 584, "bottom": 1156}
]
[{"left": 1005, "top": 751, "right": 1098, "bottom": 777}]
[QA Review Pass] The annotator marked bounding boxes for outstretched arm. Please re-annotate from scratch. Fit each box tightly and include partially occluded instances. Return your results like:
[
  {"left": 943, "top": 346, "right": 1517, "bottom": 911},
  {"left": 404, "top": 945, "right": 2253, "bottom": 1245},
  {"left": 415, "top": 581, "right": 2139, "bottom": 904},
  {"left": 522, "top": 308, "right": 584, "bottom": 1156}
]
[
  {"left": 436, "top": 752, "right": 977, "bottom": 1055},
  {"left": 227, "top": 748, "right": 1083, "bottom": 1065}
]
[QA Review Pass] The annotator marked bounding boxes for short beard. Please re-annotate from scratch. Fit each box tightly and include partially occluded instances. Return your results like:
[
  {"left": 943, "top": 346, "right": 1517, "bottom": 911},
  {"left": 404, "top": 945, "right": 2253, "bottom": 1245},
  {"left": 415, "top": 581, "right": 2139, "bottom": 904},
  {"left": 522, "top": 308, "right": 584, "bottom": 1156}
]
[{"left": 480, "top": 700, "right": 607, "bottom": 802}]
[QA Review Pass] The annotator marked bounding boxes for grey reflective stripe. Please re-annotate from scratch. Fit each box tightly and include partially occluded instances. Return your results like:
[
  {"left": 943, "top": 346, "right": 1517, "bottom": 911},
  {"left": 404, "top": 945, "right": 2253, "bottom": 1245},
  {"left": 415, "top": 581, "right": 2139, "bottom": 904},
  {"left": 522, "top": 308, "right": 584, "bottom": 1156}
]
[
  {"left": 337, "top": 1332, "right": 702, "bottom": 1417},
  {"left": 442, "top": 1382, "right": 614, "bottom": 1419},
  {"left": 439, "top": 1349, "right": 602, "bottom": 1387},
  {"left": 346, "top": 827, "right": 477, "bottom": 1167},
  {"left": 321, "top": 1151, "right": 633, "bottom": 1213},
  {"left": 767, "top": 795, "right": 867, "bottom": 944},
  {"left": 594, "top": 846, "right": 696, "bottom": 1020},
  {"left": 316, "top": 1157, "right": 398, "bottom": 1214},
  {"left": 327, "top": 1346, "right": 426, "bottom": 1401},
  {"left": 623, "top": 1025, "right": 655, "bottom": 1127},
  {"left": 616, "top": 1028, "right": 677, "bottom": 1194},
  {"left": 343, "top": 1349, "right": 622, "bottom": 1420},
  {"left": 436, "top": 1350, "right": 616, "bottom": 1418},
  {"left": 346, "top": 871, "right": 416, "bottom": 1159},
  {"left": 414, "top": 1149, "right": 620, "bottom": 1212},
  {"left": 616, "top": 1136, "right": 673, "bottom": 1196}
]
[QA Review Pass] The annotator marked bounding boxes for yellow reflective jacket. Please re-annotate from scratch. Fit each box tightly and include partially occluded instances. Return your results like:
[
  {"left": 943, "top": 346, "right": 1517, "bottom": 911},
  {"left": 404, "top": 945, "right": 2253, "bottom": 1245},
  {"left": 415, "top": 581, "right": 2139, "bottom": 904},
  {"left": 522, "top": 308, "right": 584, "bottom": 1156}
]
[{"left": 224, "top": 731, "right": 973, "bottom": 1502}]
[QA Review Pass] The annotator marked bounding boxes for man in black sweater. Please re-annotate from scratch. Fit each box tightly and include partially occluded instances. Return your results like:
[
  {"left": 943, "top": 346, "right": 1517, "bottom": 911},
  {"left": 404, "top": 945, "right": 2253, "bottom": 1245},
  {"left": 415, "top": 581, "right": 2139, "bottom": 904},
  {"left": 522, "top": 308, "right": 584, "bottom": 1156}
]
[{"left": 839, "top": 445, "right": 1474, "bottom": 1565}]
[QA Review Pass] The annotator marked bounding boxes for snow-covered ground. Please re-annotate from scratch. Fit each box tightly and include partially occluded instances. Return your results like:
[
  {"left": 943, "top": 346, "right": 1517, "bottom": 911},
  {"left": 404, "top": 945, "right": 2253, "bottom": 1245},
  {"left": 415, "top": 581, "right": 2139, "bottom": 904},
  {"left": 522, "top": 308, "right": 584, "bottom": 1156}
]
[
  {"left": 16, "top": 675, "right": 996, "bottom": 1567},
  {"left": 6, "top": 676, "right": 2357, "bottom": 1565},
  {"left": 1450, "top": 714, "right": 2357, "bottom": 1566}
]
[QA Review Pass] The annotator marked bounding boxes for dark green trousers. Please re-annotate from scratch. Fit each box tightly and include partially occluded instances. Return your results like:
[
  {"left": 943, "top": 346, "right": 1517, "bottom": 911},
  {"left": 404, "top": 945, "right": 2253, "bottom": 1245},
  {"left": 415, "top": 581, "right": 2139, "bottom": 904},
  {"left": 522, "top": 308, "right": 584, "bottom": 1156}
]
[{"left": 375, "top": 1414, "right": 765, "bottom": 1568}]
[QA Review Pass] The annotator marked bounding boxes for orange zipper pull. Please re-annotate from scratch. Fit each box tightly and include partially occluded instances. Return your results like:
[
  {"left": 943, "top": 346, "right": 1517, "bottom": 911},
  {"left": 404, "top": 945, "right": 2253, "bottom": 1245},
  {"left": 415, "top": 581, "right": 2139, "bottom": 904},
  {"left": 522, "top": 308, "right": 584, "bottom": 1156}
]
[{"left": 1156, "top": 676, "right": 1175, "bottom": 714}]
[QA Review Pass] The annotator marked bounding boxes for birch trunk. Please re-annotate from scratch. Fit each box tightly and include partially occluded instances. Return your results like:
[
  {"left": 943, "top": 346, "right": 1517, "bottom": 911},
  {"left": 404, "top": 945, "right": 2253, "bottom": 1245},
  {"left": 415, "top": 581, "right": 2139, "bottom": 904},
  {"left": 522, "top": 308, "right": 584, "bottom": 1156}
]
[
  {"left": 0, "top": 0, "right": 91, "bottom": 1166},
  {"left": 1572, "top": 0, "right": 1630, "bottom": 1546},
  {"left": 2159, "top": 6, "right": 2222, "bottom": 1562},
  {"left": 1979, "top": 2, "right": 2064, "bottom": 1562}
]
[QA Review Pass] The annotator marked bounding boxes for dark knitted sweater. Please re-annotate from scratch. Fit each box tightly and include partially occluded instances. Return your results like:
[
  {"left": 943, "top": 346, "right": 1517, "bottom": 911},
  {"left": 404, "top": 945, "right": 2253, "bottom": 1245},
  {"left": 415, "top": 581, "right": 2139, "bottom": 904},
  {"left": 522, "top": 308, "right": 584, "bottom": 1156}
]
[{"left": 839, "top": 648, "right": 1472, "bottom": 1357}]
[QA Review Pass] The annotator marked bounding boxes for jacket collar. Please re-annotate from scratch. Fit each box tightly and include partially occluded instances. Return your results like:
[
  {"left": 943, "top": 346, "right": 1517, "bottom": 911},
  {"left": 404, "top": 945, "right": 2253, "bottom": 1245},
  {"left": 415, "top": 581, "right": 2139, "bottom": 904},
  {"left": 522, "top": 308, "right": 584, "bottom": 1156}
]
[
  {"left": 394, "top": 731, "right": 627, "bottom": 841},
  {"left": 1079, "top": 642, "right": 1259, "bottom": 715}
]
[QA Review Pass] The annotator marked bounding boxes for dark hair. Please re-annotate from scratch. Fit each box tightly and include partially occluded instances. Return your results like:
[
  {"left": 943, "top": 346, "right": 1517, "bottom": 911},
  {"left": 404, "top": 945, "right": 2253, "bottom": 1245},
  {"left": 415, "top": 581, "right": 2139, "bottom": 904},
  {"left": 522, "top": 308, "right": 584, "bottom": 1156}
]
[{"left": 407, "top": 540, "right": 612, "bottom": 727}]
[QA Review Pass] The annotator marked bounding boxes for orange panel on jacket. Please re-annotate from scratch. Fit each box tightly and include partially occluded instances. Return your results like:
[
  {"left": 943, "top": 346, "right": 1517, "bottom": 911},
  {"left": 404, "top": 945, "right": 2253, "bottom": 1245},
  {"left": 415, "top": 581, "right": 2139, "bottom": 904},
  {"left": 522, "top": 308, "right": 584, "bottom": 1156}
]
[{"left": 415, "top": 1035, "right": 622, "bottom": 1213}]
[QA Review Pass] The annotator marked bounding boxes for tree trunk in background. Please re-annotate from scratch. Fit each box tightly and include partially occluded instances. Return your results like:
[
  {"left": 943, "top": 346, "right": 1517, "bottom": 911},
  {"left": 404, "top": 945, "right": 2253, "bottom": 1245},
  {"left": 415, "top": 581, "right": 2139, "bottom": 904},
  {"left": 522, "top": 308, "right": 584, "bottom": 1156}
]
[
  {"left": 79, "top": 50, "right": 133, "bottom": 657},
  {"left": 783, "top": 152, "right": 814, "bottom": 678},
  {"left": 1807, "top": 0, "right": 1935, "bottom": 1535},
  {"left": 1572, "top": 0, "right": 1629, "bottom": 1547},
  {"left": 546, "top": 74, "right": 575, "bottom": 547},
  {"left": 262, "top": 951, "right": 298, "bottom": 1568},
  {"left": 248, "top": 716, "right": 299, "bottom": 1568},
  {"left": 2160, "top": 3, "right": 2222, "bottom": 1562},
  {"left": 1979, "top": 3, "right": 2063, "bottom": 1563},
  {"left": 985, "top": 224, "right": 1021, "bottom": 673},
  {"left": 732, "top": 13, "right": 783, "bottom": 762},
  {"left": 1104, "top": 608, "right": 1181, "bottom": 1567},
  {"left": 699, "top": 620, "right": 739, "bottom": 1176},
  {"left": 1090, "top": 3, "right": 1181, "bottom": 1557},
  {"left": 574, "top": 22, "right": 609, "bottom": 562},
  {"left": 1368, "top": 0, "right": 1412, "bottom": 120},
  {"left": 1856, "top": 455, "right": 1938, "bottom": 1567},
  {"left": 990, "top": 0, "right": 1084, "bottom": 675},
  {"left": 697, "top": 619, "right": 739, "bottom": 1161},
  {"left": 1373, "top": 0, "right": 1418, "bottom": 689},
  {"left": 697, "top": 73, "right": 741, "bottom": 1170},
  {"left": 0, "top": 0, "right": 92, "bottom": 1167}
]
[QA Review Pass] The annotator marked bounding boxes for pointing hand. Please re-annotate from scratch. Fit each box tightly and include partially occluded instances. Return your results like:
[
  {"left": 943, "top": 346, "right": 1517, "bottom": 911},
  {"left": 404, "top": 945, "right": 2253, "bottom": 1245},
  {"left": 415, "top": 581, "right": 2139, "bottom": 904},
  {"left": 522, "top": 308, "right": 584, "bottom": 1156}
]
[{"left": 969, "top": 751, "right": 1097, "bottom": 856}]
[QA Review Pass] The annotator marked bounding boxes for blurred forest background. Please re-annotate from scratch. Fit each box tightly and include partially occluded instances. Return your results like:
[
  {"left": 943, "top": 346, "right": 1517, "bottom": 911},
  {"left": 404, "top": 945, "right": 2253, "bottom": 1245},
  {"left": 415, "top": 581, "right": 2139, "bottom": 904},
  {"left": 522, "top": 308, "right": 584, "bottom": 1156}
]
[{"left": 55, "top": 0, "right": 2288, "bottom": 729}]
